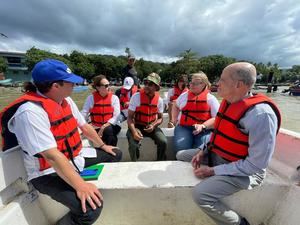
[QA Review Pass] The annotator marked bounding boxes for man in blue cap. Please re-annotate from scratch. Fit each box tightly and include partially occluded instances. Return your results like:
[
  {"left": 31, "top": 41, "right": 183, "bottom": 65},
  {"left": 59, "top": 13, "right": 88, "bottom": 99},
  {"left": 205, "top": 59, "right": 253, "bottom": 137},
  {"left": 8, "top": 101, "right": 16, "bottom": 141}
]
[{"left": 0, "top": 59, "right": 122, "bottom": 225}]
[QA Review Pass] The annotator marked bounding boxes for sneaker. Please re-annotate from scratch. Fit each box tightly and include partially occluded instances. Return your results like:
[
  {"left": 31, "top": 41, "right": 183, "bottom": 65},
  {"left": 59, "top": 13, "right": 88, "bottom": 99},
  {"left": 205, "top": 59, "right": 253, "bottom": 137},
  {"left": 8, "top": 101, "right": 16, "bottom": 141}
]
[{"left": 240, "top": 218, "right": 250, "bottom": 225}]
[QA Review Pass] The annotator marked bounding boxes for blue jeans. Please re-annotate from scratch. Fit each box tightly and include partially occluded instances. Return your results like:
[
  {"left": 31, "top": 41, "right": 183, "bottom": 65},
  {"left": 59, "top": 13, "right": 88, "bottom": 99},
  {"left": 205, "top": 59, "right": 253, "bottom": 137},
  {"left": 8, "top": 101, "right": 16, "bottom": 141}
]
[{"left": 173, "top": 125, "right": 211, "bottom": 153}]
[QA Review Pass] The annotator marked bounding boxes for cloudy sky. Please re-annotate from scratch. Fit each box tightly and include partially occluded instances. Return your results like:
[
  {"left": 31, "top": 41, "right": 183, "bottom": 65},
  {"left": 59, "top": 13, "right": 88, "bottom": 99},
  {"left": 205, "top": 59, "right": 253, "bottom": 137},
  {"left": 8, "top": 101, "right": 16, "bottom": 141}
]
[{"left": 1, "top": 0, "right": 300, "bottom": 67}]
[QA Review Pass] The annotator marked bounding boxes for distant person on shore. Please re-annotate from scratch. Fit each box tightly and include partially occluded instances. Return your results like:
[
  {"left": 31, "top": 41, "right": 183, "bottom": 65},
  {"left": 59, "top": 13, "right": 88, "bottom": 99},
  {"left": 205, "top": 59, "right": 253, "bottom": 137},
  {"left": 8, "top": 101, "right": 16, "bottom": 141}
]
[
  {"left": 0, "top": 59, "right": 122, "bottom": 225},
  {"left": 167, "top": 74, "right": 189, "bottom": 128},
  {"left": 171, "top": 72, "right": 219, "bottom": 156},
  {"left": 122, "top": 53, "right": 140, "bottom": 87},
  {"left": 127, "top": 73, "right": 167, "bottom": 161},
  {"left": 81, "top": 75, "right": 121, "bottom": 147},
  {"left": 116, "top": 77, "right": 138, "bottom": 123},
  {"left": 190, "top": 62, "right": 281, "bottom": 225}
]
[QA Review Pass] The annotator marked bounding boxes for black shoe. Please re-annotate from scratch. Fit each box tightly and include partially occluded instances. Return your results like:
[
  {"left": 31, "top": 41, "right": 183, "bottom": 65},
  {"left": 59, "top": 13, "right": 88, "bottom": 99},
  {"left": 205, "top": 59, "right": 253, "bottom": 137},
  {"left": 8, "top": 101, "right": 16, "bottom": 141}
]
[{"left": 240, "top": 218, "right": 250, "bottom": 225}]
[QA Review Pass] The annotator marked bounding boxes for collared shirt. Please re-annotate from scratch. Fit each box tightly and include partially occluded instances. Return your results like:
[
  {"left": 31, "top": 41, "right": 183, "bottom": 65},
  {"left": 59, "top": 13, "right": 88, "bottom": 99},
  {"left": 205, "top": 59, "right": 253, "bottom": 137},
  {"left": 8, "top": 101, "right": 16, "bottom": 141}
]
[
  {"left": 213, "top": 103, "right": 278, "bottom": 176},
  {"left": 81, "top": 93, "right": 120, "bottom": 125},
  {"left": 8, "top": 93, "right": 96, "bottom": 181}
]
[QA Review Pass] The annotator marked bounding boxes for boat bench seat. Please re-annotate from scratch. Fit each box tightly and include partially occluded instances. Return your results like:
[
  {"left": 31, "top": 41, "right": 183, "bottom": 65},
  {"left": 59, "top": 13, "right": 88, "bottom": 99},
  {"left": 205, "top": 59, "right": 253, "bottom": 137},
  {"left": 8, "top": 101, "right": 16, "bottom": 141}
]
[
  {"left": 38, "top": 161, "right": 290, "bottom": 225},
  {"left": 112, "top": 127, "right": 176, "bottom": 161}
]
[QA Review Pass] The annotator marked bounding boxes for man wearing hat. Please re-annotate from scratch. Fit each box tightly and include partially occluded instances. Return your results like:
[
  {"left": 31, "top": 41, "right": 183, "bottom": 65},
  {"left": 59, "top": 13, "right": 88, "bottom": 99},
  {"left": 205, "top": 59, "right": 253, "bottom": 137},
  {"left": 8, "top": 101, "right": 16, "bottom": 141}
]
[
  {"left": 122, "top": 53, "right": 140, "bottom": 87},
  {"left": 116, "top": 76, "right": 138, "bottom": 123},
  {"left": 0, "top": 59, "right": 122, "bottom": 225},
  {"left": 127, "top": 72, "right": 167, "bottom": 161}
]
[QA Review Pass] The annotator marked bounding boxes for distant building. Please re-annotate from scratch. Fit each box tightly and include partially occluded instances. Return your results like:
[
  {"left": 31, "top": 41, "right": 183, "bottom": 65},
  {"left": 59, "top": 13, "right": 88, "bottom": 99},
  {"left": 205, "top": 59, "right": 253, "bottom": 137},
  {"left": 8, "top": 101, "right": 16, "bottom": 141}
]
[{"left": 0, "top": 51, "right": 31, "bottom": 82}]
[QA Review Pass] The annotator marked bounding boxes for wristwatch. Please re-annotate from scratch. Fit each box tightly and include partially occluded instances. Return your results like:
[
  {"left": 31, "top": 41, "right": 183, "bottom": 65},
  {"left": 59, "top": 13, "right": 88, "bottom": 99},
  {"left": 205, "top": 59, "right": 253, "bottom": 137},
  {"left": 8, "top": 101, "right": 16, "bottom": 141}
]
[{"left": 201, "top": 124, "right": 207, "bottom": 132}]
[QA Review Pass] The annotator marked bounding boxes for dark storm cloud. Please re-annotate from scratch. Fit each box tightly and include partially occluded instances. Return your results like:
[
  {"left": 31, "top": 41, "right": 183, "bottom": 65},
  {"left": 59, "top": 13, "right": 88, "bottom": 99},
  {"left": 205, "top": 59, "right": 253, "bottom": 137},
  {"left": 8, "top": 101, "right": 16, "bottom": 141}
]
[{"left": 1, "top": 0, "right": 300, "bottom": 67}]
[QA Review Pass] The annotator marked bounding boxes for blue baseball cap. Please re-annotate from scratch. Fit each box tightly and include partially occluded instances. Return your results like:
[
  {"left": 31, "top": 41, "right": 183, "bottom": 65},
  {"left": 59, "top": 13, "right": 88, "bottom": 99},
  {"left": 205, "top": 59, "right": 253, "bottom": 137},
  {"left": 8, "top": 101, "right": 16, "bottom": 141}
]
[{"left": 32, "top": 59, "right": 84, "bottom": 84}]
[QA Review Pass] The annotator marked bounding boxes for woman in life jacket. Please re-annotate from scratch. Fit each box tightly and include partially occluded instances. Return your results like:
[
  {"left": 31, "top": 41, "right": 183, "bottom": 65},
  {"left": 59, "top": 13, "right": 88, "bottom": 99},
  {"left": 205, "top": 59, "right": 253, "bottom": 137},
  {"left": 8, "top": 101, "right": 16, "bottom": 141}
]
[
  {"left": 81, "top": 75, "right": 121, "bottom": 146},
  {"left": 171, "top": 72, "right": 220, "bottom": 154},
  {"left": 167, "top": 74, "right": 189, "bottom": 128}
]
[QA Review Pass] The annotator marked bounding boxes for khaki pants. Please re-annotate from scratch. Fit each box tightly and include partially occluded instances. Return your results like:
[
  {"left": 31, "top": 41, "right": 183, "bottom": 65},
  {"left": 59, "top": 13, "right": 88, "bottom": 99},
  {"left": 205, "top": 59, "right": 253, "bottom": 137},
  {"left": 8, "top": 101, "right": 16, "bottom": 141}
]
[{"left": 126, "top": 125, "right": 167, "bottom": 161}]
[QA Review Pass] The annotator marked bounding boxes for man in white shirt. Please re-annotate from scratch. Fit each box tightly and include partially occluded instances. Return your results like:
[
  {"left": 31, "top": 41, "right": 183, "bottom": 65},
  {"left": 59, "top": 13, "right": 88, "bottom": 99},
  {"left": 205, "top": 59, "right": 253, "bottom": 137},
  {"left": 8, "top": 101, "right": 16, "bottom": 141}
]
[
  {"left": 127, "top": 73, "right": 167, "bottom": 161},
  {"left": 0, "top": 59, "right": 122, "bottom": 225}
]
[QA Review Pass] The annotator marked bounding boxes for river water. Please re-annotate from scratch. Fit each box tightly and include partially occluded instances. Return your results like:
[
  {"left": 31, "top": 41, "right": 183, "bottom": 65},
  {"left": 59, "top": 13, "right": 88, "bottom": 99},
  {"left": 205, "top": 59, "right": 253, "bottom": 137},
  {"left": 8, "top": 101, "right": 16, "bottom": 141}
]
[{"left": 0, "top": 86, "right": 299, "bottom": 133}]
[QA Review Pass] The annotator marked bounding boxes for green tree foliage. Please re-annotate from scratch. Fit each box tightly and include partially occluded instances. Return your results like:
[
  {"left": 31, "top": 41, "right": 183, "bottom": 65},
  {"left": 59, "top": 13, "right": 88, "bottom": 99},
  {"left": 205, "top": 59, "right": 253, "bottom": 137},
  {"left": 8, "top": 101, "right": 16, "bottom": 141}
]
[
  {"left": 0, "top": 56, "right": 7, "bottom": 73},
  {"left": 89, "top": 54, "right": 124, "bottom": 80},
  {"left": 135, "top": 58, "right": 166, "bottom": 80},
  {"left": 24, "top": 47, "right": 296, "bottom": 84},
  {"left": 69, "top": 50, "right": 95, "bottom": 80},
  {"left": 282, "top": 65, "right": 300, "bottom": 82},
  {"left": 172, "top": 49, "right": 200, "bottom": 75},
  {"left": 199, "top": 55, "right": 236, "bottom": 82},
  {"left": 25, "top": 47, "right": 70, "bottom": 71},
  {"left": 291, "top": 65, "right": 300, "bottom": 74}
]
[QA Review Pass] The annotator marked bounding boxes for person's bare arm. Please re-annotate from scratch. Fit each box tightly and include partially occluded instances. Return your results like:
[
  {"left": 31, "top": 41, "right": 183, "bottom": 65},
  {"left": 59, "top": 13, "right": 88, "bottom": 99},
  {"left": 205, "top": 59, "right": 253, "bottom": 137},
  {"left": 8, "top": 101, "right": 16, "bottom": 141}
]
[
  {"left": 127, "top": 109, "right": 143, "bottom": 141},
  {"left": 167, "top": 102, "right": 175, "bottom": 128},
  {"left": 80, "top": 123, "right": 116, "bottom": 156},
  {"left": 143, "top": 113, "right": 163, "bottom": 133},
  {"left": 193, "top": 118, "right": 215, "bottom": 135},
  {"left": 40, "top": 148, "right": 103, "bottom": 213},
  {"left": 171, "top": 103, "right": 180, "bottom": 125}
]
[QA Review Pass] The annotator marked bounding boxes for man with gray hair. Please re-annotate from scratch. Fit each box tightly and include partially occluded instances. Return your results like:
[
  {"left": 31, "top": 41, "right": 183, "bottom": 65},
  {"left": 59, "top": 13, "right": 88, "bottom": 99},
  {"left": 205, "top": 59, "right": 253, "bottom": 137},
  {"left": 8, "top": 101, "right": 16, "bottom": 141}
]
[{"left": 191, "top": 62, "right": 281, "bottom": 225}]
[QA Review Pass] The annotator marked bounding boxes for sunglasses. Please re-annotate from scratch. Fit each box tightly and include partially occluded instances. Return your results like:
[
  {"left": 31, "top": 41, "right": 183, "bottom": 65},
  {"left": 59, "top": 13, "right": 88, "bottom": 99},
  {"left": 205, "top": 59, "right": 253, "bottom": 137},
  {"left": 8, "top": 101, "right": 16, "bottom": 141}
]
[
  {"left": 97, "top": 84, "right": 110, "bottom": 88},
  {"left": 144, "top": 80, "right": 156, "bottom": 86}
]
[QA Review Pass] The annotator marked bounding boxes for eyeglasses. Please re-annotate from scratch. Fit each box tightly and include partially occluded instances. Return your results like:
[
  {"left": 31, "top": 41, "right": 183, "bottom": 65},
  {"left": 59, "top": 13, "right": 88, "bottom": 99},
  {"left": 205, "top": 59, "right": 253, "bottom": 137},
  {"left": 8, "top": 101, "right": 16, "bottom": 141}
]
[
  {"left": 144, "top": 80, "right": 156, "bottom": 86},
  {"left": 97, "top": 84, "right": 110, "bottom": 88}
]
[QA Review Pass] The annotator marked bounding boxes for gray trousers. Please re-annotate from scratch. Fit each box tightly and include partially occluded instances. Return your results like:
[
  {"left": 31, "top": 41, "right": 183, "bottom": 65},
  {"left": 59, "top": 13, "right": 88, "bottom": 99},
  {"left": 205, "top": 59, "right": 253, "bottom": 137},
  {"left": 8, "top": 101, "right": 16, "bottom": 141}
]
[
  {"left": 193, "top": 174, "right": 262, "bottom": 225},
  {"left": 177, "top": 149, "right": 263, "bottom": 225}
]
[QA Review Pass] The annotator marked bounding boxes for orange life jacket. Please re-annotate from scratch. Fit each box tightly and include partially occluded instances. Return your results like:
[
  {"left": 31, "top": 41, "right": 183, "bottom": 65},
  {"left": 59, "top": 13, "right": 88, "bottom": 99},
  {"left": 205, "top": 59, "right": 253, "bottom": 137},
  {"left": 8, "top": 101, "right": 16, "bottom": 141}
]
[
  {"left": 209, "top": 93, "right": 281, "bottom": 162},
  {"left": 179, "top": 89, "right": 211, "bottom": 126},
  {"left": 90, "top": 91, "right": 114, "bottom": 127},
  {"left": 119, "top": 85, "right": 138, "bottom": 110},
  {"left": 0, "top": 92, "right": 82, "bottom": 171},
  {"left": 169, "top": 86, "right": 188, "bottom": 101},
  {"left": 135, "top": 89, "right": 159, "bottom": 126}
]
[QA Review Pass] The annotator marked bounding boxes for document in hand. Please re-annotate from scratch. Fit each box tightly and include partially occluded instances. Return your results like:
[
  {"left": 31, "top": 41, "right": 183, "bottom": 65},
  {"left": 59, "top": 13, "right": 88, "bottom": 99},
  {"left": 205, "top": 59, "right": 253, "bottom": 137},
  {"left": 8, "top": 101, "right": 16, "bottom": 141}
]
[{"left": 80, "top": 164, "right": 104, "bottom": 181}]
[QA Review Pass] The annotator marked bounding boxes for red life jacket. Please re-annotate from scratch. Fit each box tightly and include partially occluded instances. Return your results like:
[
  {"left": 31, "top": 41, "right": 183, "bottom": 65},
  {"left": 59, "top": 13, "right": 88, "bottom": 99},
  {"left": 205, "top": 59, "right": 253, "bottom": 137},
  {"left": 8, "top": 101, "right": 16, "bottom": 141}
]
[
  {"left": 90, "top": 91, "right": 114, "bottom": 127},
  {"left": 0, "top": 92, "right": 82, "bottom": 171},
  {"left": 179, "top": 89, "right": 211, "bottom": 126},
  {"left": 169, "top": 86, "right": 188, "bottom": 101},
  {"left": 135, "top": 89, "right": 160, "bottom": 126},
  {"left": 210, "top": 93, "right": 281, "bottom": 162},
  {"left": 119, "top": 85, "right": 138, "bottom": 110}
]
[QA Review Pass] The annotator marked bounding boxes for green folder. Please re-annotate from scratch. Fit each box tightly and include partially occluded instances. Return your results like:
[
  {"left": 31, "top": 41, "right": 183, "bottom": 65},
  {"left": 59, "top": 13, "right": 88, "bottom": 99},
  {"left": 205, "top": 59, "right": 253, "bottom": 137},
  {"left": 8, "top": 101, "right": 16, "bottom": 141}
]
[{"left": 81, "top": 164, "right": 104, "bottom": 181}]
